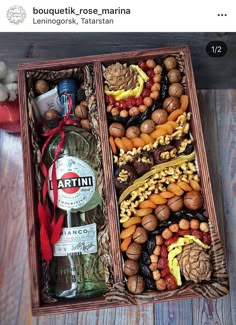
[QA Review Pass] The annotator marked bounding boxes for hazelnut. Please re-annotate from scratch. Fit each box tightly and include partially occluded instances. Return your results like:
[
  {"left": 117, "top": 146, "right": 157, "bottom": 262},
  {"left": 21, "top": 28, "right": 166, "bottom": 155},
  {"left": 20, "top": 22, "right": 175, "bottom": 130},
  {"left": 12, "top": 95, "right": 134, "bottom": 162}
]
[
  {"left": 120, "top": 110, "right": 129, "bottom": 118},
  {"left": 153, "top": 245, "right": 161, "bottom": 256},
  {"left": 111, "top": 107, "right": 120, "bottom": 116},
  {"left": 190, "top": 219, "right": 200, "bottom": 230},
  {"left": 168, "top": 83, "right": 184, "bottom": 98},
  {"left": 150, "top": 254, "right": 159, "bottom": 263},
  {"left": 153, "top": 270, "right": 161, "bottom": 281},
  {"left": 139, "top": 104, "right": 148, "bottom": 113},
  {"left": 126, "top": 126, "right": 141, "bottom": 139},
  {"left": 126, "top": 242, "right": 142, "bottom": 260},
  {"left": 149, "top": 263, "right": 158, "bottom": 271},
  {"left": 109, "top": 123, "right": 125, "bottom": 138},
  {"left": 163, "top": 96, "right": 180, "bottom": 113},
  {"left": 153, "top": 74, "right": 162, "bottom": 83},
  {"left": 75, "top": 104, "right": 88, "bottom": 119},
  {"left": 44, "top": 109, "right": 60, "bottom": 121},
  {"left": 142, "top": 214, "right": 158, "bottom": 231},
  {"left": 80, "top": 119, "right": 91, "bottom": 131},
  {"left": 154, "top": 205, "right": 171, "bottom": 221},
  {"left": 151, "top": 109, "right": 168, "bottom": 125},
  {"left": 107, "top": 104, "right": 113, "bottom": 113},
  {"left": 127, "top": 275, "right": 145, "bottom": 294},
  {"left": 151, "top": 83, "right": 161, "bottom": 91},
  {"left": 184, "top": 191, "right": 203, "bottom": 211},
  {"left": 155, "top": 235, "right": 163, "bottom": 246},
  {"left": 146, "top": 59, "right": 157, "bottom": 69},
  {"left": 35, "top": 79, "right": 49, "bottom": 95},
  {"left": 179, "top": 219, "right": 190, "bottom": 230},
  {"left": 163, "top": 57, "right": 177, "bottom": 71},
  {"left": 154, "top": 65, "right": 163, "bottom": 74},
  {"left": 169, "top": 224, "right": 179, "bottom": 233},
  {"left": 80, "top": 100, "right": 88, "bottom": 107},
  {"left": 140, "top": 119, "right": 156, "bottom": 134},
  {"left": 167, "top": 196, "right": 184, "bottom": 212},
  {"left": 143, "top": 97, "right": 153, "bottom": 107},
  {"left": 199, "top": 222, "right": 209, "bottom": 233},
  {"left": 150, "top": 91, "right": 160, "bottom": 101},
  {"left": 167, "top": 69, "right": 182, "bottom": 84},
  {"left": 124, "top": 259, "right": 139, "bottom": 276},
  {"left": 162, "top": 228, "right": 173, "bottom": 240},
  {"left": 129, "top": 106, "right": 140, "bottom": 116},
  {"left": 155, "top": 278, "right": 167, "bottom": 291},
  {"left": 133, "top": 227, "right": 148, "bottom": 244}
]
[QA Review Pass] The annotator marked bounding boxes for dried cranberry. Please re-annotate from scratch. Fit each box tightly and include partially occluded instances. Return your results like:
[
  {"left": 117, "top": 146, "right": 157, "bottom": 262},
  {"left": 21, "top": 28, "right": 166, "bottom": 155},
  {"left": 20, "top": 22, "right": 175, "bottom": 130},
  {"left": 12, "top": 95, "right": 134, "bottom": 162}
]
[
  {"left": 160, "top": 245, "right": 168, "bottom": 259},
  {"left": 147, "top": 69, "right": 155, "bottom": 78},
  {"left": 164, "top": 236, "right": 179, "bottom": 247},
  {"left": 164, "top": 274, "right": 178, "bottom": 290},
  {"left": 142, "top": 88, "right": 151, "bottom": 98},
  {"left": 178, "top": 230, "right": 191, "bottom": 236},
  {"left": 191, "top": 230, "right": 203, "bottom": 241},
  {"left": 119, "top": 100, "right": 127, "bottom": 110},
  {"left": 202, "top": 232, "right": 212, "bottom": 245},
  {"left": 157, "top": 257, "right": 168, "bottom": 269},
  {"left": 136, "top": 96, "right": 143, "bottom": 106},
  {"left": 161, "top": 267, "right": 170, "bottom": 278},
  {"left": 108, "top": 95, "right": 116, "bottom": 105},
  {"left": 138, "top": 60, "right": 148, "bottom": 72},
  {"left": 146, "top": 80, "right": 154, "bottom": 89}
]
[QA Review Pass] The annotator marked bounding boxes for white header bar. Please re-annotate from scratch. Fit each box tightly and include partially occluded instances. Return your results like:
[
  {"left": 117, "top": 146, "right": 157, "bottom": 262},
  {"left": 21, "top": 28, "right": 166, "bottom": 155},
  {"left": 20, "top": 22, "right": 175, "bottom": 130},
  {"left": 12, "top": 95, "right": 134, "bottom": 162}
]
[{"left": 0, "top": 0, "right": 235, "bottom": 32}]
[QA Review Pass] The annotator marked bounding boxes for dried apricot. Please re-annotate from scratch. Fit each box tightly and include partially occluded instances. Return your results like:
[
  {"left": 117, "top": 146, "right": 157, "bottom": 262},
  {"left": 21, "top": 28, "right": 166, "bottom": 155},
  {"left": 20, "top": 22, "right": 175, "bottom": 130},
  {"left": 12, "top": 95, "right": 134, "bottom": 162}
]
[
  {"left": 167, "top": 183, "right": 184, "bottom": 196},
  {"left": 140, "top": 133, "right": 155, "bottom": 144},
  {"left": 114, "top": 138, "right": 125, "bottom": 150},
  {"left": 177, "top": 181, "right": 192, "bottom": 192},
  {"left": 179, "top": 95, "right": 189, "bottom": 112},
  {"left": 159, "top": 191, "right": 175, "bottom": 199},
  {"left": 120, "top": 235, "right": 132, "bottom": 252},
  {"left": 109, "top": 136, "right": 117, "bottom": 155},
  {"left": 166, "top": 121, "right": 178, "bottom": 129},
  {"left": 120, "top": 225, "right": 137, "bottom": 239},
  {"left": 131, "top": 137, "right": 146, "bottom": 148},
  {"left": 139, "top": 200, "right": 157, "bottom": 209},
  {"left": 159, "top": 124, "right": 174, "bottom": 135},
  {"left": 189, "top": 180, "right": 201, "bottom": 191},
  {"left": 167, "top": 109, "right": 184, "bottom": 121},
  {"left": 121, "top": 137, "right": 134, "bottom": 151},
  {"left": 135, "top": 208, "right": 153, "bottom": 217},
  {"left": 123, "top": 216, "right": 142, "bottom": 228},
  {"left": 149, "top": 194, "right": 167, "bottom": 205},
  {"left": 150, "top": 128, "right": 168, "bottom": 139}
]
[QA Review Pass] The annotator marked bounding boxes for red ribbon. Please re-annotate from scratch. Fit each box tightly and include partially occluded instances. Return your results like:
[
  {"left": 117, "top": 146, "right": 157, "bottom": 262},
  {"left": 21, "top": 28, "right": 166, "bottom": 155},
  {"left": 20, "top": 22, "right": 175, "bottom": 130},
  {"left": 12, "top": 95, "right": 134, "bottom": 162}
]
[{"left": 38, "top": 95, "right": 80, "bottom": 262}]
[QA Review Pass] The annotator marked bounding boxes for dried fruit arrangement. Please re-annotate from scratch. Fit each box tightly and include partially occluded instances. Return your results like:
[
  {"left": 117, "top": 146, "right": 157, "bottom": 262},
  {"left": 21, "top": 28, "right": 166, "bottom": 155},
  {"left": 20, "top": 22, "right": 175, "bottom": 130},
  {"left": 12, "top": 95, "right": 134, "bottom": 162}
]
[{"left": 103, "top": 56, "right": 213, "bottom": 295}]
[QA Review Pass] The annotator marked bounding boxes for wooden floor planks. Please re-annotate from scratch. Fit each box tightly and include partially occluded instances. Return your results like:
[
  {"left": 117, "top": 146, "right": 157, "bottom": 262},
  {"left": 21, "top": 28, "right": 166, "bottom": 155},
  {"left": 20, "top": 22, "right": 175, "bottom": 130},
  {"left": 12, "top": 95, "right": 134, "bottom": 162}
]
[{"left": 0, "top": 90, "right": 235, "bottom": 325}]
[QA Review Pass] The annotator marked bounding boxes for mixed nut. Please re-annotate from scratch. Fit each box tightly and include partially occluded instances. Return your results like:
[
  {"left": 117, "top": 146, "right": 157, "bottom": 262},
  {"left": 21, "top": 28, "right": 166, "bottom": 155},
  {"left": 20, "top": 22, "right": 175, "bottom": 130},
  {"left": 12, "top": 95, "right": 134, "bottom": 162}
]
[{"left": 103, "top": 56, "right": 212, "bottom": 295}]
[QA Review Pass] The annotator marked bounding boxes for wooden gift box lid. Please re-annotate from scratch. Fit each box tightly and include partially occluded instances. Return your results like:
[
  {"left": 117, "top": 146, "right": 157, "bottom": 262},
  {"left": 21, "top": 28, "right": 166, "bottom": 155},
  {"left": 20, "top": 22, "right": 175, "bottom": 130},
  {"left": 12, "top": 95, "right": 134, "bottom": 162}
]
[{"left": 18, "top": 46, "right": 228, "bottom": 316}]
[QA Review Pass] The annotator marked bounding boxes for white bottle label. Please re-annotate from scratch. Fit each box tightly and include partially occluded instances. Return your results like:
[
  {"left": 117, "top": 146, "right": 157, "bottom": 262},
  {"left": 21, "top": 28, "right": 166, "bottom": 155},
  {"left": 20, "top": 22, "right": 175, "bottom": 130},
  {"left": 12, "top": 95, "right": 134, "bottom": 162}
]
[
  {"left": 48, "top": 156, "right": 96, "bottom": 211},
  {"left": 53, "top": 223, "right": 97, "bottom": 256}
]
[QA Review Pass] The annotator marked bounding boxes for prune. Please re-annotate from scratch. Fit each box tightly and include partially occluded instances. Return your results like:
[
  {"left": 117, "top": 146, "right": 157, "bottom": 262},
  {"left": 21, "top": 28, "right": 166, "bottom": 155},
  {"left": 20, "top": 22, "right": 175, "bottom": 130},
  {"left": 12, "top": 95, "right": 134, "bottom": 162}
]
[
  {"left": 144, "top": 236, "right": 156, "bottom": 255},
  {"left": 183, "top": 144, "right": 194, "bottom": 155},
  {"left": 114, "top": 165, "right": 137, "bottom": 194},
  {"left": 140, "top": 250, "right": 151, "bottom": 266},
  {"left": 133, "top": 153, "right": 154, "bottom": 176},
  {"left": 144, "top": 278, "right": 156, "bottom": 290},
  {"left": 140, "top": 263, "right": 153, "bottom": 279}
]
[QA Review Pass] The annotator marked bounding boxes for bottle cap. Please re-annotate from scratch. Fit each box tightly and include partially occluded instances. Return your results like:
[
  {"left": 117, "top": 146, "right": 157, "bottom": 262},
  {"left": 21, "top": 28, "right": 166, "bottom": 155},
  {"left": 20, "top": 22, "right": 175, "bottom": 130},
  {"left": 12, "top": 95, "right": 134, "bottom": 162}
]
[{"left": 58, "top": 79, "right": 77, "bottom": 96}]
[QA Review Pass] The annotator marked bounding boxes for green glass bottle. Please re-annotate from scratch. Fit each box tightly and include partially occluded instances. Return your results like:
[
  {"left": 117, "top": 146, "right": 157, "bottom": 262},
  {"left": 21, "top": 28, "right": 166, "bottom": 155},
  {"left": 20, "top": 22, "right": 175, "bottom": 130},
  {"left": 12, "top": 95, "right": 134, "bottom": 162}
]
[{"left": 44, "top": 79, "right": 107, "bottom": 299}]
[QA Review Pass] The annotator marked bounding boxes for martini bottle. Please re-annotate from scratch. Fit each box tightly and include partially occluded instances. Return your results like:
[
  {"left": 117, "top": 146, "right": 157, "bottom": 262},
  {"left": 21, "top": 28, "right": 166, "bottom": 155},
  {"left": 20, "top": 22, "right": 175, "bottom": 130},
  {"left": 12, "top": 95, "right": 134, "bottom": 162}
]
[{"left": 44, "top": 79, "right": 107, "bottom": 299}]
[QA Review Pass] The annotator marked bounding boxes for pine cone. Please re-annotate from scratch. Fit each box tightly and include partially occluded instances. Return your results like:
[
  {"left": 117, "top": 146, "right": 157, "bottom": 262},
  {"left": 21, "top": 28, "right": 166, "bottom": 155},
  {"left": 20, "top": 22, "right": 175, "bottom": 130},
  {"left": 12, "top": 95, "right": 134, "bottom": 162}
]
[
  {"left": 177, "top": 243, "right": 212, "bottom": 283},
  {"left": 104, "top": 63, "right": 138, "bottom": 91}
]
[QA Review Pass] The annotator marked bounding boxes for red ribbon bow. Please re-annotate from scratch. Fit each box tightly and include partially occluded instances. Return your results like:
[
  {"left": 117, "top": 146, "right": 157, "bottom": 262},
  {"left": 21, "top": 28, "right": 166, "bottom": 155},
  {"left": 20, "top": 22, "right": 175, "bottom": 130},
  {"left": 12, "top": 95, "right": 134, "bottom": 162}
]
[{"left": 38, "top": 95, "right": 80, "bottom": 262}]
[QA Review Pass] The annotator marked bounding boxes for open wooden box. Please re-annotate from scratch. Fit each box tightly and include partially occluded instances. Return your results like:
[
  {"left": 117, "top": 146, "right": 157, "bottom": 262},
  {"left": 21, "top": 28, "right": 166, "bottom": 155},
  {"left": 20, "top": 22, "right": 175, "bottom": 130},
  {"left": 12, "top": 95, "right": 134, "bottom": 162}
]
[{"left": 18, "top": 46, "right": 229, "bottom": 316}]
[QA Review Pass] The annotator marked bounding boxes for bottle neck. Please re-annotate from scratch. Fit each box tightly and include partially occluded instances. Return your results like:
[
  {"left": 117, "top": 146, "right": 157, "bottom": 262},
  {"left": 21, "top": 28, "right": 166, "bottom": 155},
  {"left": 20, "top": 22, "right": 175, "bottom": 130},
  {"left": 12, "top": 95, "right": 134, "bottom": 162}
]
[{"left": 60, "top": 93, "right": 76, "bottom": 117}]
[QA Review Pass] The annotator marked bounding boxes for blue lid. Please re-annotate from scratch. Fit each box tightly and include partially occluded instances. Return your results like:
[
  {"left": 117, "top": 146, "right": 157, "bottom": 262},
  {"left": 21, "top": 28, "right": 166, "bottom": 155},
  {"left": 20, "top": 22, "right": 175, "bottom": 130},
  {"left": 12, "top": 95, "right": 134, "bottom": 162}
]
[{"left": 58, "top": 79, "right": 77, "bottom": 95}]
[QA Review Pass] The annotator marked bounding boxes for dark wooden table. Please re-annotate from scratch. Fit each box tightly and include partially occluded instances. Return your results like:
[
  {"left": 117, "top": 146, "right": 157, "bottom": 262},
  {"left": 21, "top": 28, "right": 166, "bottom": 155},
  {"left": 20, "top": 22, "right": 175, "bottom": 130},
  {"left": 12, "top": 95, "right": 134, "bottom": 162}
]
[{"left": 0, "top": 33, "right": 235, "bottom": 325}]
